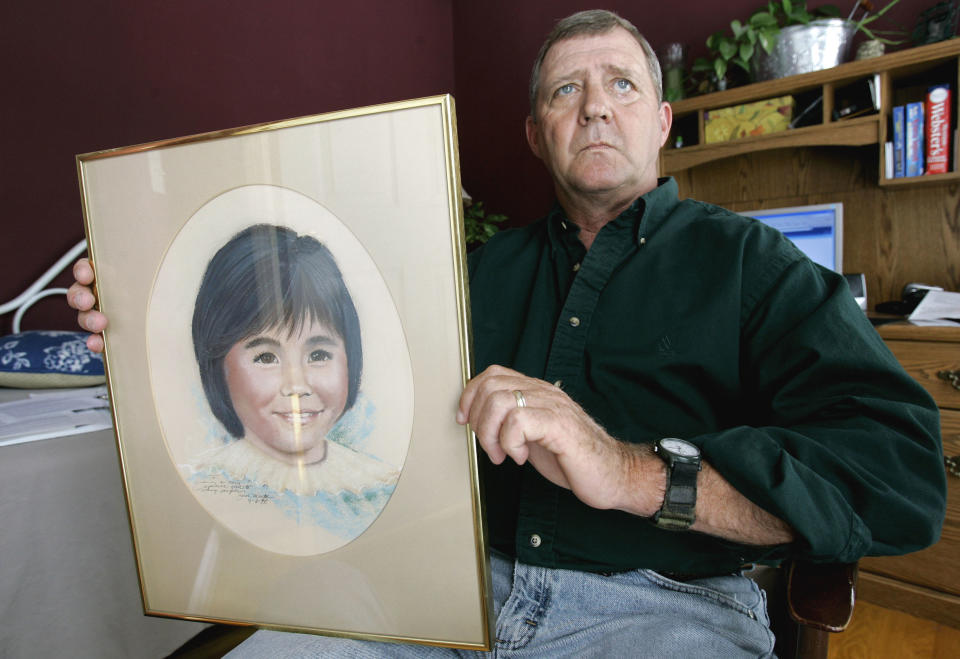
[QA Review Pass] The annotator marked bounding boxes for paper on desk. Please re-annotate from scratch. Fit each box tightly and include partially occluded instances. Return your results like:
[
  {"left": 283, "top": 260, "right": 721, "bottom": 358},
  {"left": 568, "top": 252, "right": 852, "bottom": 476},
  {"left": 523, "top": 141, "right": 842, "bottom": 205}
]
[
  {"left": 908, "top": 290, "right": 960, "bottom": 325},
  {"left": 0, "top": 386, "right": 112, "bottom": 447}
]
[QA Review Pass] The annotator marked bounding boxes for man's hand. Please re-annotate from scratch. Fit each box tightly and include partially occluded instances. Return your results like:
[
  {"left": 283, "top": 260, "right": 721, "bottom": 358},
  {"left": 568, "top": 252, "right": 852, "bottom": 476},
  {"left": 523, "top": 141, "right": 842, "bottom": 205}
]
[
  {"left": 66, "top": 258, "right": 107, "bottom": 353},
  {"left": 457, "top": 365, "right": 664, "bottom": 516},
  {"left": 457, "top": 365, "right": 796, "bottom": 546}
]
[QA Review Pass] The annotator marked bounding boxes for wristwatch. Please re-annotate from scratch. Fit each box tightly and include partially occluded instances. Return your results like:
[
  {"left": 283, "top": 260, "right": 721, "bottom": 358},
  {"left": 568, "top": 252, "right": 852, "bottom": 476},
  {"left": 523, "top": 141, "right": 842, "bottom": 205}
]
[{"left": 652, "top": 437, "right": 702, "bottom": 531}]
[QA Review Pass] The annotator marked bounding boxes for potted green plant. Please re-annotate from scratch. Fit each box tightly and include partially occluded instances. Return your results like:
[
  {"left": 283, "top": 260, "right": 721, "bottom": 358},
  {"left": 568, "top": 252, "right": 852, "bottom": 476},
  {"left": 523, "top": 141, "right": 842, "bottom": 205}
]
[
  {"left": 753, "top": 0, "right": 907, "bottom": 80},
  {"left": 692, "top": 0, "right": 807, "bottom": 90},
  {"left": 463, "top": 199, "right": 507, "bottom": 248},
  {"left": 692, "top": 1, "right": 903, "bottom": 91}
]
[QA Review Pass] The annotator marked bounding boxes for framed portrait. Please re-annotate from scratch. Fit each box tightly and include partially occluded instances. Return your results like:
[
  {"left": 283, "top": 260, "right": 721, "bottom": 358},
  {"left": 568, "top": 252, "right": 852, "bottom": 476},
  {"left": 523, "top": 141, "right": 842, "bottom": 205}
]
[{"left": 76, "top": 95, "right": 492, "bottom": 650}]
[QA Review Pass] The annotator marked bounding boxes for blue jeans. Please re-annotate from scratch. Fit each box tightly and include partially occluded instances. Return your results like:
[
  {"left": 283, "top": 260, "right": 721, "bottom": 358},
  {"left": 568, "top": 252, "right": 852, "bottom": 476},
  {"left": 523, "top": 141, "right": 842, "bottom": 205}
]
[{"left": 226, "top": 551, "right": 775, "bottom": 658}]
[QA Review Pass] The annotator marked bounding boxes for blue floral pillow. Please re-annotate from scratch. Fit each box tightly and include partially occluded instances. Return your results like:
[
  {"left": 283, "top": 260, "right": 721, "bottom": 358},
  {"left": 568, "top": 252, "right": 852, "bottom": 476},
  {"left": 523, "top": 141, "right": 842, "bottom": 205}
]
[{"left": 0, "top": 330, "right": 105, "bottom": 388}]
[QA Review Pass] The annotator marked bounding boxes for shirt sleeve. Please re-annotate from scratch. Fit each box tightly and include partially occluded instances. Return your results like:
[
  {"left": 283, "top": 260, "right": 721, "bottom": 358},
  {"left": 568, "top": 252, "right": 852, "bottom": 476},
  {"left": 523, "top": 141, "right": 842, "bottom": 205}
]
[{"left": 700, "top": 254, "right": 946, "bottom": 563}]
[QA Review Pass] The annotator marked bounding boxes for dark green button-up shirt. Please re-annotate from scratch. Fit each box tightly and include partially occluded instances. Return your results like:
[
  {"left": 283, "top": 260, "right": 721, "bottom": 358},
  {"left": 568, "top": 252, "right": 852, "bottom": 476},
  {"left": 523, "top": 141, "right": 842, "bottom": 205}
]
[{"left": 468, "top": 178, "right": 945, "bottom": 575}]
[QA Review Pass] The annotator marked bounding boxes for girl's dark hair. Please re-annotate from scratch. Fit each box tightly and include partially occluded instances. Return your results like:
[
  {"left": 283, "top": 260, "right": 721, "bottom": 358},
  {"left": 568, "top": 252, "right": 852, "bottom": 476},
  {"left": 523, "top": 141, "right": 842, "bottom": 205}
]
[{"left": 192, "top": 224, "right": 362, "bottom": 437}]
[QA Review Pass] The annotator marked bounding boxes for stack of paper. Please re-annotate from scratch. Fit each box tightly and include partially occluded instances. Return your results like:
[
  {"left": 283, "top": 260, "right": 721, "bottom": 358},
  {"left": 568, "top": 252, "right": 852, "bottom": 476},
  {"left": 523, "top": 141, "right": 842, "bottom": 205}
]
[
  {"left": 0, "top": 386, "right": 112, "bottom": 447},
  {"left": 908, "top": 290, "right": 960, "bottom": 327}
]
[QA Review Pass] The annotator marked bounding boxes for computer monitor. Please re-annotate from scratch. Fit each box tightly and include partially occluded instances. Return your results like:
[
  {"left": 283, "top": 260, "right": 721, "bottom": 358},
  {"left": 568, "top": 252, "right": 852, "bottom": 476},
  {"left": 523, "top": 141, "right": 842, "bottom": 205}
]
[{"left": 741, "top": 203, "right": 843, "bottom": 273}]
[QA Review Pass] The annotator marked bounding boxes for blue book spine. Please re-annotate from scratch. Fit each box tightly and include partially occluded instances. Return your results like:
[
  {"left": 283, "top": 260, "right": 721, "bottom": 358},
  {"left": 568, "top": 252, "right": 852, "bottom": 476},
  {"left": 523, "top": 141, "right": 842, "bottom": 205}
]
[
  {"left": 906, "top": 101, "right": 925, "bottom": 177},
  {"left": 892, "top": 105, "right": 905, "bottom": 178}
]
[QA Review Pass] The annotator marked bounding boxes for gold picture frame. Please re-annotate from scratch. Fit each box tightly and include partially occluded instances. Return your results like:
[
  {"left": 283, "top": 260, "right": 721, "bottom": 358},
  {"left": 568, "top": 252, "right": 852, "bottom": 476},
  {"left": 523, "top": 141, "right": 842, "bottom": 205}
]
[{"left": 76, "top": 95, "right": 492, "bottom": 650}]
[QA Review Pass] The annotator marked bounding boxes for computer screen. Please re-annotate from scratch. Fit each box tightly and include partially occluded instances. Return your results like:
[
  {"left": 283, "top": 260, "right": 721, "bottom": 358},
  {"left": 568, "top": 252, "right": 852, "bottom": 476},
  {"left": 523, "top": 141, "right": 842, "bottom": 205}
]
[{"left": 741, "top": 203, "right": 843, "bottom": 273}]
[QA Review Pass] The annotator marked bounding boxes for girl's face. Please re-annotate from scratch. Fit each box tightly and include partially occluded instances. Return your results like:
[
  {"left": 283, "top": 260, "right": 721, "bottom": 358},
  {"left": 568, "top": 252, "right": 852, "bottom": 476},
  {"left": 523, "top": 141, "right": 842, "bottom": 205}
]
[{"left": 223, "top": 318, "right": 350, "bottom": 465}]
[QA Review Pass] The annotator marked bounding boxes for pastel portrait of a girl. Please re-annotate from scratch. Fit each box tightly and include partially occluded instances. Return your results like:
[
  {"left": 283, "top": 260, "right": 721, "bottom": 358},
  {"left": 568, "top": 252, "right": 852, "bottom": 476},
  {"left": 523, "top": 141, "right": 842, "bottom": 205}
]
[{"left": 183, "top": 224, "right": 399, "bottom": 551}]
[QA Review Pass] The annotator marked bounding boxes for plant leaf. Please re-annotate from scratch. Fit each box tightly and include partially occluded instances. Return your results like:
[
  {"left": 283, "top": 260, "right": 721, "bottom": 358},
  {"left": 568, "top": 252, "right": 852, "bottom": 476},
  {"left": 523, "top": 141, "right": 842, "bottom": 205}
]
[
  {"left": 759, "top": 27, "right": 779, "bottom": 53},
  {"left": 692, "top": 56, "right": 712, "bottom": 72},
  {"left": 732, "top": 57, "right": 751, "bottom": 73},
  {"left": 692, "top": 56, "right": 714, "bottom": 72},
  {"left": 706, "top": 30, "right": 724, "bottom": 50},
  {"left": 714, "top": 58, "right": 727, "bottom": 81},
  {"left": 750, "top": 12, "right": 779, "bottom": 28},
  {"left": 718, "top": 38, "right": 737, "bottom": 60}
]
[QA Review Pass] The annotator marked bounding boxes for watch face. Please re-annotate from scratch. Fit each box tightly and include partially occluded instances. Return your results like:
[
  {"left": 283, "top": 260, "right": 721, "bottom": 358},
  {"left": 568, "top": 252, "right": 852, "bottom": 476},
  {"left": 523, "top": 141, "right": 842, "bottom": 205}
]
[{"left": 660, "top": 438, "right": 699, "bottom": 458}]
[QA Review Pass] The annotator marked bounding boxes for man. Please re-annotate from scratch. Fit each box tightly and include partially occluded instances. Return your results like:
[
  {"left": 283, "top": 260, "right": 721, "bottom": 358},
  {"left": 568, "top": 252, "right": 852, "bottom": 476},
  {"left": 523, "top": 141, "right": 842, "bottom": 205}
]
[{"left": 70, "top": 9, "right": 946, "bottom": 657}]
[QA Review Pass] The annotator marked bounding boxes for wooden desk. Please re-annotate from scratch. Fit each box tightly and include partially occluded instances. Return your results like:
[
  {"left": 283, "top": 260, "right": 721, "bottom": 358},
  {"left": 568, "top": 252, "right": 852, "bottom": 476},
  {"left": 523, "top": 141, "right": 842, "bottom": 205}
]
[{"left": 858, "top": 324, "right": 960, "bottom": 628}]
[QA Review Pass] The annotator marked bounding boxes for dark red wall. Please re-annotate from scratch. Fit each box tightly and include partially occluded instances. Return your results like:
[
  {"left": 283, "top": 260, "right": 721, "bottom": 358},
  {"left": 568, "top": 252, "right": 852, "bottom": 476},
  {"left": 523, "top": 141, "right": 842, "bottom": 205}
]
[
  {"left": 2, "top": 0, "right": 454, "bottom": 333},
  {"left": 2, "top": 0, "right": 929, "bottom": 333}
]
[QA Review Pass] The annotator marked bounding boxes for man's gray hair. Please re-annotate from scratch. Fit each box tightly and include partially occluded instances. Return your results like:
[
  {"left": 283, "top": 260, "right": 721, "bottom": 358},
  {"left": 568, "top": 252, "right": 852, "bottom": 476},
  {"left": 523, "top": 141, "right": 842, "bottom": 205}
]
[{"left": 528, "top": 9, "right": 663, "bottom": 118}]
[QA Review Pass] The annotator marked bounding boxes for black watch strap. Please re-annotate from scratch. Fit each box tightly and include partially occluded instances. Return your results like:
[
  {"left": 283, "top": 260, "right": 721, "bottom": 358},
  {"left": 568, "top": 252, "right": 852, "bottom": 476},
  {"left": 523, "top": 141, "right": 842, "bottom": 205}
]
[{"left": 653, "top": 460, "right": 699, "bottom": 530}]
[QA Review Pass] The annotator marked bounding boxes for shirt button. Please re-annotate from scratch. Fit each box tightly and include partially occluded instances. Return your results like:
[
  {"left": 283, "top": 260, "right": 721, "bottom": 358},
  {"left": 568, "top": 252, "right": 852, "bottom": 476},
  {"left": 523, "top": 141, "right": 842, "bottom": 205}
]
[
  {"left": 572, "top": 262, "right": 581, "bottom": 272},
  {"left": 529, "top": 534, "right": 542, "bottom": 548},
  {"left": 569, "top": 316, "right": 580, "bottom": 327}
]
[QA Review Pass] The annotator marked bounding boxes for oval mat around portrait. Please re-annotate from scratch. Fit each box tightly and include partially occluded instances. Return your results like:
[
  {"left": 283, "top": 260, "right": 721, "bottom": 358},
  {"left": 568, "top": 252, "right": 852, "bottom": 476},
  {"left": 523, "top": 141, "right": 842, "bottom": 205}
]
[{"left": 146, "top": 185, "right": 415, "bottom": 556}]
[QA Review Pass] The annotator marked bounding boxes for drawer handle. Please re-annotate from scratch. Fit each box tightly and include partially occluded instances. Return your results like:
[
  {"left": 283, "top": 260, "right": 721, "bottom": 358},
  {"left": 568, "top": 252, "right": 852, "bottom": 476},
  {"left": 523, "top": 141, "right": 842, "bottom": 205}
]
[
  {"left": 948, "top": 456, "right": 959, "bottom": 479},
  {"left": 937, "top": 370, "right": 960, "bottom": 391}
]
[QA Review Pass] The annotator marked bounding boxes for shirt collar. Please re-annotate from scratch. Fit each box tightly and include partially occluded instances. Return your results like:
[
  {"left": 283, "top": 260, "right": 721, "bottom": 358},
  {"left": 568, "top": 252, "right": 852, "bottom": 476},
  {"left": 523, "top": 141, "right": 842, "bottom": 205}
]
[
  {"left": 636, "top": 177, "right": 681, "bottom": 245},
  {"left": 546, "top": 177, "right": 680, "bottom": 251}
]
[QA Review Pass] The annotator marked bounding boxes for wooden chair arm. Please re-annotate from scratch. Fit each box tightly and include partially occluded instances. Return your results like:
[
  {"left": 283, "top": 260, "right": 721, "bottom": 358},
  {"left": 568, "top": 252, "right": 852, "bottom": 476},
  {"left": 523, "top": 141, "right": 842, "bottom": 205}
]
[{"left": 787, "top": 560, "right": 858, "bottom": 633}]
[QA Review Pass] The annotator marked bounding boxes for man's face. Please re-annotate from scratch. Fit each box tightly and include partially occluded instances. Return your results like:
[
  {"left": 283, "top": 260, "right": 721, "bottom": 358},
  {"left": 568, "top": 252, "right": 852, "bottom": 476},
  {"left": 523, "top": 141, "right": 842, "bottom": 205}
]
[{"left": 526, "top": 28, "right": 672, "bottom": 204}]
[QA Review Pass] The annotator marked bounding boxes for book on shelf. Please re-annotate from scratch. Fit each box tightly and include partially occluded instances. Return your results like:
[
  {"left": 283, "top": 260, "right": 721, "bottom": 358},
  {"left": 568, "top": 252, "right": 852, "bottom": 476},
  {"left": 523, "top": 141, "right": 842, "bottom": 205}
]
[
  {"left": 892, "top": 105, "right": 905, "bottom": 178},
  {"left": 926, "top": 84, "right": 951, "bottom": 175},
  {"left": 906, "top": 101, "right": 925, "bottom": 177}
]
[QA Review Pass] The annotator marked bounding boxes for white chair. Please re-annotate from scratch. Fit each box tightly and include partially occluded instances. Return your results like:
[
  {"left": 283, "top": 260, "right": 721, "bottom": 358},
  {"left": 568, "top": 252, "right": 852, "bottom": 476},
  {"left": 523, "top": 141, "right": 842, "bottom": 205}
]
[{"left": 0, "top": 239, "right": 87, "bottom": 332}]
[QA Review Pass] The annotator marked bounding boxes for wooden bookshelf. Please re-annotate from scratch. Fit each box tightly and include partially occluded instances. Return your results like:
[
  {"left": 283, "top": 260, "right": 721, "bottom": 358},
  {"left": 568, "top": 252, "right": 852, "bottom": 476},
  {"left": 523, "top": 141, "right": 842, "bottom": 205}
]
[{"left": 661, "top": 38, "right": 960, "bottom": 186}]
